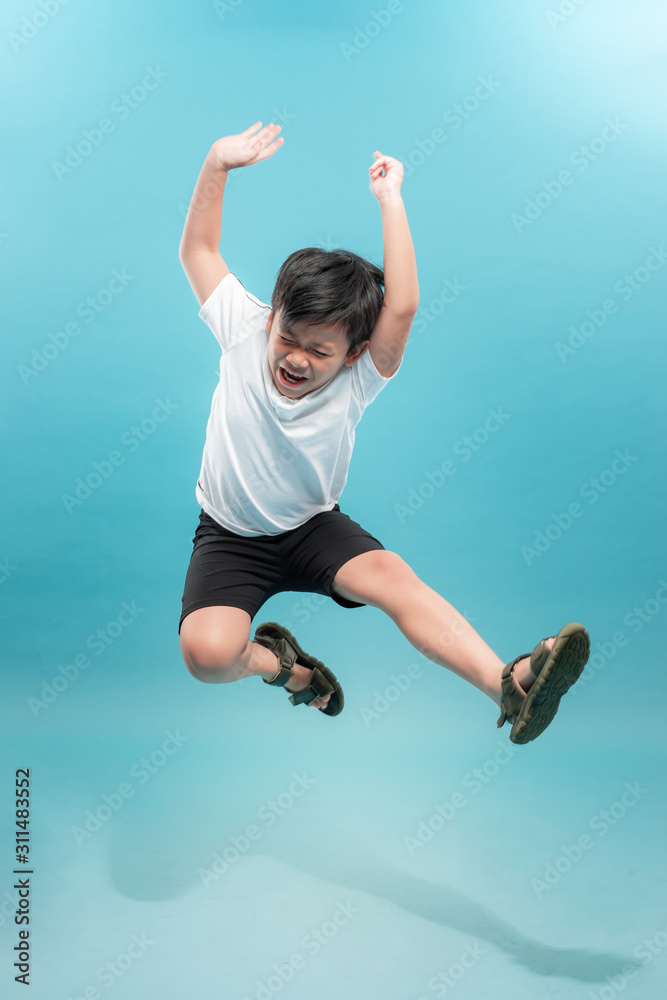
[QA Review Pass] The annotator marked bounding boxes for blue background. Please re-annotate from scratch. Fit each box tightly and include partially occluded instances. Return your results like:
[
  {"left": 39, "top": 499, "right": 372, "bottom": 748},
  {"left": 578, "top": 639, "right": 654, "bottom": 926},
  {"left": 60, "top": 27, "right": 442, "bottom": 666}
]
[{"left": 2, "top": 0, "right": 666, "bottom": 997}]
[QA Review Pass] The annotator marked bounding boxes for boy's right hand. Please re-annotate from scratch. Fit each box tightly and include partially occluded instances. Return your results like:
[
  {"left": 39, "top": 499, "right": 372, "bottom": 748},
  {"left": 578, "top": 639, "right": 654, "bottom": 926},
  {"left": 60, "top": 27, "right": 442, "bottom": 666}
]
[{"left": 209, "top": 121, "right": 283, "bottom": 171}]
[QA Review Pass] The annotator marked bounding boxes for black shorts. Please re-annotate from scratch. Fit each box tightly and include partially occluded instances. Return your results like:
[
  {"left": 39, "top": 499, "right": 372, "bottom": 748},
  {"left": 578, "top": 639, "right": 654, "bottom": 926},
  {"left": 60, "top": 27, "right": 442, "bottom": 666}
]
[{"left": 178, "top": 504, "right": 385, "bottom": 632}]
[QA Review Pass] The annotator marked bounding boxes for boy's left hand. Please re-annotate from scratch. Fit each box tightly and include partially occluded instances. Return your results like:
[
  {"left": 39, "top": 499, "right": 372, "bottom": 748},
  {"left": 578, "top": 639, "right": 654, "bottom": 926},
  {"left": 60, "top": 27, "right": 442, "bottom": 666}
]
[{"left": 369, "top": 151, "right": 404, "bottom": 201}]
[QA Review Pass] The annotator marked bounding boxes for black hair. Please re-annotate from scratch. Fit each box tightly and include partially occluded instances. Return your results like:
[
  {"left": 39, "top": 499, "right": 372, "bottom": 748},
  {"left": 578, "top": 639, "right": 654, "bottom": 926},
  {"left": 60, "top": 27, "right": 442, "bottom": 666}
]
[{"left": 270, "top": 247, "right": 384, "bottom": 354}]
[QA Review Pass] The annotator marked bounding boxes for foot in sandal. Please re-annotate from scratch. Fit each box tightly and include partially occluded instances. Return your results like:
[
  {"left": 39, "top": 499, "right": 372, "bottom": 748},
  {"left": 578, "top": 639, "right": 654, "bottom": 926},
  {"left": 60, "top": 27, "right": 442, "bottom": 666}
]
[
  {"left": 253, "top": 622, "right": 344, "bottom": 716},
  {"left": 497, "top": 622, "right": 590, "bottom": 744}
]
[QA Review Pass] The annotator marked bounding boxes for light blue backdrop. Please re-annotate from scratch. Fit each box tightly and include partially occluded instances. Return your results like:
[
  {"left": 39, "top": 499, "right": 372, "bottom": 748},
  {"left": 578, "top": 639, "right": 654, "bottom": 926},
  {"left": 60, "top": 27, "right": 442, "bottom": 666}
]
[{"left": 2, "top": 1, "right": 666, "bottom": 998}]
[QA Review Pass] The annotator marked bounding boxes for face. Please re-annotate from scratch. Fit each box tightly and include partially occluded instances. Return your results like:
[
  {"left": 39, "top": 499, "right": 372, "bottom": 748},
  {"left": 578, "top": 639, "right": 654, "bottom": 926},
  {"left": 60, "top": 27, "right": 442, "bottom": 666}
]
[{"left": 265, "top": 309, "right": 369, "bottom": 398}]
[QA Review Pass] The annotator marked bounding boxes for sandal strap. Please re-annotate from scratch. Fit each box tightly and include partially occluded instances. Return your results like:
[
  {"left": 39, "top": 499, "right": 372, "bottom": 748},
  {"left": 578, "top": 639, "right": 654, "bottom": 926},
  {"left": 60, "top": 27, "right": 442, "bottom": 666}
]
[
  {"left": 254, "top": 635, "right": 297, "bottom": 687},
  {"left": 496, "top": 653, "right": 529, "bottom": 728},
  {"left": 253, "top": 621, "right": 343, "bottom": 715},
  {"left": 287, "top": 666, "right": 334, "bottom": 707},
  {"left": 254, "top": 633, "right": 333, "bottom": 706},
  {"left": 496, "top": 635, "right": 557, "bottom": 727},
  {"left": 530, "top": 638, "right": 553, "bottom": 676}
]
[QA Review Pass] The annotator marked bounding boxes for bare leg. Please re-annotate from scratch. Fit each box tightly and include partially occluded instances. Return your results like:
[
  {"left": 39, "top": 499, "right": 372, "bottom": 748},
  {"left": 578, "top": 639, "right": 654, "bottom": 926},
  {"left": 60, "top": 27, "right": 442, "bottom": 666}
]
[
  {"left": 386, "top": 584, "right": 550, "bottom": 704},
  {"left": 180, "top": 606, "right": 332, "bottom": 709},
  {"left": 332, "top": 551, "right": 550, "bottom": 706}
]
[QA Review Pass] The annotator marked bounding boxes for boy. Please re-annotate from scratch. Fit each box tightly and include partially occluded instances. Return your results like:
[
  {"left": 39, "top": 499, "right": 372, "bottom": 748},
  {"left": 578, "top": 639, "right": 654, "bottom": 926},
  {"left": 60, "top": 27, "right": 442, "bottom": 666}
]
[{"left": 178, "top": 120, "right": 590, "bottom": 744}]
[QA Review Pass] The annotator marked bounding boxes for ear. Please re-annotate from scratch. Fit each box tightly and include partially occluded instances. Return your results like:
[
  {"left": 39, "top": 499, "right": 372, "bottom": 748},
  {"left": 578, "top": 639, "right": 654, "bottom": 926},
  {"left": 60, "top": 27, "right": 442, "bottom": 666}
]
[
  {"left": 344, "top": 340, "right": 370, "bottom": 366},
  {"left": 266, "top": 311, "right": 274, "bottom": 333}
]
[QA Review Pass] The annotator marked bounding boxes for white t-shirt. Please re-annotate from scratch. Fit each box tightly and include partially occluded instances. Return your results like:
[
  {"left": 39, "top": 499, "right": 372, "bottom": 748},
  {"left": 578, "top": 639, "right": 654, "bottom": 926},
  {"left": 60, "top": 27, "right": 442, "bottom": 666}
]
[{"left": 194, "top": 270, "right": 401, "bottom": 536}]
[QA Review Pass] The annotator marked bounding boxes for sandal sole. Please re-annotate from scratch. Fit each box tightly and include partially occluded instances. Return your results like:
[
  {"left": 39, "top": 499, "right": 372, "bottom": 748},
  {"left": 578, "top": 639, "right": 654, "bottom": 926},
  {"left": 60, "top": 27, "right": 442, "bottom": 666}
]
[
  {"left": 510, "top": 623, "right": 590, "bottom": 744},
  {"left": 255, "top": 621, "right": 344, "bottom": 717}
]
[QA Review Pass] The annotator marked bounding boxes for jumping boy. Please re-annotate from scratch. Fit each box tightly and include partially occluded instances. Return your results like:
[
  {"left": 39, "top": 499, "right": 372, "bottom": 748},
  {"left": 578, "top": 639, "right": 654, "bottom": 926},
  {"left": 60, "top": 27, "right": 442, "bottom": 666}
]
[{"left": 177, "top": 120, "right": 590, "bottom": 744}]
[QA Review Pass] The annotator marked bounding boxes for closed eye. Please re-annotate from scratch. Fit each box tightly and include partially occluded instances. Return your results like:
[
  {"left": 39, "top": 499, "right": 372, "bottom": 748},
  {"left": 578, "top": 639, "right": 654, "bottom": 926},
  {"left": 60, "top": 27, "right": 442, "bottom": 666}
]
[{"left": 279, "top": 335, "right": 329, "bottom": 358}]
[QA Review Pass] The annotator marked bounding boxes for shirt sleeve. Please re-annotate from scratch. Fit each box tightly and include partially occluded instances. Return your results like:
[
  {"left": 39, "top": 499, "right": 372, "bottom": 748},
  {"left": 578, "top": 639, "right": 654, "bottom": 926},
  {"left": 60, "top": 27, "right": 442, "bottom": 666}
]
[
  {"left": 198, "top": 271, "right": 270, "bottom": 354},
  {"left": 350, "top": 344, "right": 403, "bottom": 408}
]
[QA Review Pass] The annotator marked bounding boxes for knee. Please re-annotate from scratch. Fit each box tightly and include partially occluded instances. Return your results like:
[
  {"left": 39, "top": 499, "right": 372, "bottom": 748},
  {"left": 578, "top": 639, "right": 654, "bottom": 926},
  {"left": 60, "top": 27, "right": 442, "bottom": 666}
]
[
  {"left": 352, "top": 550, "right": 423, "bottom": 612},
  {"left": 368, "top": 550, "right": 420, "bottom": 592},
  {"left": 375, "top": 550, "right": 416, "bottom": 577},
  {"left": 180, "top": 630, "right": 247, "bottom": 683}
]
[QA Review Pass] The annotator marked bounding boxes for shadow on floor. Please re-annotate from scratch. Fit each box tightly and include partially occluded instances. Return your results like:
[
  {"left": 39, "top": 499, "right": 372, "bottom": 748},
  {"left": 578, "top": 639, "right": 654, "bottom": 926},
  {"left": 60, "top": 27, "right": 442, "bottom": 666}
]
[
  {"left": 290, "top": 838, "right": 635, "bottom": 983},
  {"left": 109, "top": 818, "right": 635, "bottom": 984}
]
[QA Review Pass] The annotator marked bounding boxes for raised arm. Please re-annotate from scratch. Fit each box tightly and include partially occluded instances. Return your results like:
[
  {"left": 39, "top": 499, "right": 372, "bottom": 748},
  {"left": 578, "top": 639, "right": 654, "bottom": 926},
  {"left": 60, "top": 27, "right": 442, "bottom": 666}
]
[
  {"left": 179, "top": 121, "right": 283, "bottom": 307},
  {"left": 366, "top": 152, "right": 419, "bottom": 377}
]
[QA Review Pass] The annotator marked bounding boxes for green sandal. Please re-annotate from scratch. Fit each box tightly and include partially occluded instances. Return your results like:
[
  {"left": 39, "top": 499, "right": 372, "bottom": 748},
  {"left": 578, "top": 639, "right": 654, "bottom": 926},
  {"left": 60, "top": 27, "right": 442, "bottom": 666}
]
[
  {"left": 253, "top": 621, "right": 344, "bottom": 717},
  {"left": 497, "top": 622, "right": 590, "bottom": 744}
]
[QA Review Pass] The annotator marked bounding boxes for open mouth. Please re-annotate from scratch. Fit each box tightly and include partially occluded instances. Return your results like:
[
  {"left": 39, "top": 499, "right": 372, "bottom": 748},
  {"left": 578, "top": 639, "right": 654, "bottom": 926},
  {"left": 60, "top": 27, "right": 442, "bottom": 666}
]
[{"left": 279, "top": 366, "right": 308, "bottom": 387}]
